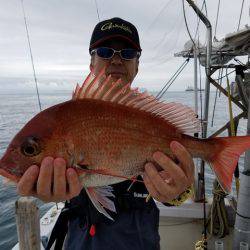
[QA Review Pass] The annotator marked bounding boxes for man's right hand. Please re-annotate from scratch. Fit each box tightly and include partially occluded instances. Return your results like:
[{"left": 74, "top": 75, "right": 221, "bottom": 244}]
[{"left": 17, "top": 156, "right": 81, "bottom": 202}]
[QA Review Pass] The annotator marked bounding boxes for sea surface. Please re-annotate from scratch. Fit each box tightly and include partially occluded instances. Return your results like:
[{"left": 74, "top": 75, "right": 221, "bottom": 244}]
[{"left": 0, "top": 90, "right": 248, "bottom": 249}]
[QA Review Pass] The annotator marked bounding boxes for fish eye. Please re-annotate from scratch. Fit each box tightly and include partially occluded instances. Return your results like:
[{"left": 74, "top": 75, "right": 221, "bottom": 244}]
[{"left": 21, "top": 137, "right": 41, "bottom": 157}]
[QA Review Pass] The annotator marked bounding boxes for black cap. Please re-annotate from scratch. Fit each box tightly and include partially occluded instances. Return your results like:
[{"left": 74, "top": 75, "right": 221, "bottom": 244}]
[{"left": 89, "top": 17, "right": 141, "bottom": 53}]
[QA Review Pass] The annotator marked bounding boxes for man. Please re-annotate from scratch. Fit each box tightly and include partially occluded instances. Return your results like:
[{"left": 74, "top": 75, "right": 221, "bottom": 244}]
[{"left": 17, "top": 17, "right": 194, "bottom": 249}]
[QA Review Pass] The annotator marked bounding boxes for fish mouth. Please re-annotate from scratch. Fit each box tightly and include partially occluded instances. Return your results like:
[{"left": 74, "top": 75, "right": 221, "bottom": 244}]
[
  {"left": 0, "top": 156, "right": 21, "bottom": 183},
  {"left": 0, "top": 168, "right": 20, "bottom": 183}
]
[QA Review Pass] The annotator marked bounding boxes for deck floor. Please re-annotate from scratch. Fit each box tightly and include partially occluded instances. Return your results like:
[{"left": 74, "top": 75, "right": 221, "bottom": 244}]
[{"left": 159, "top": 217, "right": 233, "bottom": 250}]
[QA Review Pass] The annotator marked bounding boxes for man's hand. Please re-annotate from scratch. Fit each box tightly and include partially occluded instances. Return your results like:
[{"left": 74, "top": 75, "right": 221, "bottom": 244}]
[
  {"left": 143, "top": 141, "right": 194, "bottom": 203},
  {"left": 17, "top": 157, "right": 81, "bottom": 202}
]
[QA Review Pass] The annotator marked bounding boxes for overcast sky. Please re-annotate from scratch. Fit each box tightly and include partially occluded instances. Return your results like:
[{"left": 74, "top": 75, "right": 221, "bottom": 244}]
[{"left": 0, "top": 0, "right": 249, "bottom": 92}]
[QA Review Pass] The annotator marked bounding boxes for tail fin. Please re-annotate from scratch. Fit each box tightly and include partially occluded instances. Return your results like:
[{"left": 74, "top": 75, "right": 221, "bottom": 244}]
[{"left": 207, "top": 136, "right": 250, "bottom": 193}]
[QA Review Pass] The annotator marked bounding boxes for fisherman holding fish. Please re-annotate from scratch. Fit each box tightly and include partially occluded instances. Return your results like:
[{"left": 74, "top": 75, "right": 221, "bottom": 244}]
[
  {"left": 2, "top": 17, "right": 247, "bottom": 249},
  {"left": 16, "top": 17, "right": 195, "bottom": 250}
]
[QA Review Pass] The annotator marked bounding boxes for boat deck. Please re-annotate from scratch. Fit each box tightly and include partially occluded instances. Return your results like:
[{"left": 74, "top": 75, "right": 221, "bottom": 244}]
[
  {"left": 13, "top": 200, "right": 235, "bottom": 249},
  {"left": 159, "top": 217, "right": 233, "bottom": 249},
  {"left": 158, "top": 201, "right": 233, "bottom": 249}
]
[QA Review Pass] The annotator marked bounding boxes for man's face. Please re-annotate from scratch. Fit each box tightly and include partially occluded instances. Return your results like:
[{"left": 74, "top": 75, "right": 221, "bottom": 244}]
[{"left": 90, "top": 39, "right": 139, "bottom": 86}]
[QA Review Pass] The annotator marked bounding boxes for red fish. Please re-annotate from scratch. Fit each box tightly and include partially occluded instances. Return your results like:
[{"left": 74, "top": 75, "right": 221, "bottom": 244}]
[{"left": 0, "top": 70, "right": 250, "bottom": 219}]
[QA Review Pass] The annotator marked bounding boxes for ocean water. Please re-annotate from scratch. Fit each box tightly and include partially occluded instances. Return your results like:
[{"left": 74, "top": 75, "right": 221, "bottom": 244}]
[{"left": 0, "top": 90, "right": 247, "bottom": 249}]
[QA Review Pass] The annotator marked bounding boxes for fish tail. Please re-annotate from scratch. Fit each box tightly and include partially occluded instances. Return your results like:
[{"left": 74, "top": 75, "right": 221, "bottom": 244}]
[{"left": 206, "top": 136, "right": 250, "bottom": 193}]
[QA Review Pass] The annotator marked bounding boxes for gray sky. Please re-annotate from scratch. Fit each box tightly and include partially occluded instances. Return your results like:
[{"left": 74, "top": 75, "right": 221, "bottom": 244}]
[{"left": 0, "top": 0, "right": 249, "bottom": 91}]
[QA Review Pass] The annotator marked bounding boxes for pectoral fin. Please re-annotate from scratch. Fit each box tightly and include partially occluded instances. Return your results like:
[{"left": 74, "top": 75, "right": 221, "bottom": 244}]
[{"left": 86, "top": 185, "right": 116, "bottom": 221}]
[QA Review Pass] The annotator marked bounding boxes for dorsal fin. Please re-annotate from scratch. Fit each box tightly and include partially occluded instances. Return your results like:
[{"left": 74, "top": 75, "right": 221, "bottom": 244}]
[{"left": 72, "top": 70, "right": 200, "bottom": 134}]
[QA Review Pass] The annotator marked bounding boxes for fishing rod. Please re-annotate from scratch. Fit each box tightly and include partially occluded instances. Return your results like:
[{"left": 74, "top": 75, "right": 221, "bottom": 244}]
[{"left": 21, "top": 0, "right": 42, "bottom": 111}]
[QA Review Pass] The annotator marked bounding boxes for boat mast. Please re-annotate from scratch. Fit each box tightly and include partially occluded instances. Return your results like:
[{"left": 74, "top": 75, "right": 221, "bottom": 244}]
[
  {"left": 193, "top": 45, "right": 201, "bottom": 201},
  {"left": 194, "top": 46, "right": 198, "bottom": 114},
  {"left": 185, "top": 0, "right": 212, "bottom": 138},
  {"left": 183, "top": 1, "right": 250, "bottom": 248},
  {"left": 185, "top": 0, "right": 212, "bottom": 204}
]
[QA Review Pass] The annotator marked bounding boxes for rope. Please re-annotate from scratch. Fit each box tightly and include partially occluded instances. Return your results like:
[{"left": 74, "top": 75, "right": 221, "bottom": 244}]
[
  {"left": 211, "top": 68, "right": 223, "bottom": 127},
  {"left": 207, "top": 76, "right": 241, "bottom": 238},
  {"left": 234, "top": 57, "right": 245, "bottom": 66},
  {"left": 194, "top": 0, "right": 206, "bottom": 41},
  {"left": 195, "top": 236, "right": 207, "bottom": 250},
  {"left": 20, "top": 0, "right": 42, "bottom": 111},
  {"left": 227, "top": 194, "right": 250, "bottom": 220},
  {"left": 206, "top": 181, "right": 229, "bottom": 238},
  {"left": 203, "top": 0, "right": 208, "bottom": 17},
  {"left": 215, "top": 70, "right": 236, "bottom": 81},
  {"left": 144, "top": 0, "right": 172, "bottom": 32},
  {"left": 182, "top": 0, "right": 196, "bottom": 48},
  {"left": 152, "top": 13, "right": 183, "bottom": 59},
  {"left": 156, "top": 59, "right": 189, "bottom": 100},
  {"left": 207, "top": 181, "right": 249, "bottom": 239},
  {"left": 237, "top": 0, "right": 245, "bottom": 31},
  {"left": 214, "top": 0, "right": 221, "bottom": 41},
  {"left": 94, "top": 0, "right": 100, "bottom": 22}
]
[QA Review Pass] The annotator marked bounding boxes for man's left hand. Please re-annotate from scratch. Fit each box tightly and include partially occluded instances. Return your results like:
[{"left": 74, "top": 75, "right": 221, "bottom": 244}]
[{"left": 143, "top": 141, "right": 194, "bottom": 203}]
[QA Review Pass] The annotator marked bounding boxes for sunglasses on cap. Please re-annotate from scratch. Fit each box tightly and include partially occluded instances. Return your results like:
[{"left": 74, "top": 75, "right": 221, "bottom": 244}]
[{"left": 90, "top": 47, "right": 141, "bottom": 60}]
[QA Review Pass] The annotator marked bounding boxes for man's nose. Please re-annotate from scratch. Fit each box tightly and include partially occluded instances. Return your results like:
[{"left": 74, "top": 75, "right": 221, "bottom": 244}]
[{"left": 111, "top": 53, "right": 122, "bottom": 65}]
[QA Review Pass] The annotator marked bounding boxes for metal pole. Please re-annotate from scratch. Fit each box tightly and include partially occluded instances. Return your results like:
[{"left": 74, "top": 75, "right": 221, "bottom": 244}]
[
  {"left": 193, "top": 47, "right": 201, "bottom": 200},
  {"left": 185, "top": 0, "right": 212, "bottom": 138},
  {"left": 194, "top": 47, "right": 198, "bottom": 114},
  {"left": 185, "top": 0, "right": 212, "bottom": 205},
  {"left": 202, "top": 28, "right": 212, "bottom": 137},
  {"left": 233, "top": 94, "right": 250, "bottom": 248}
]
